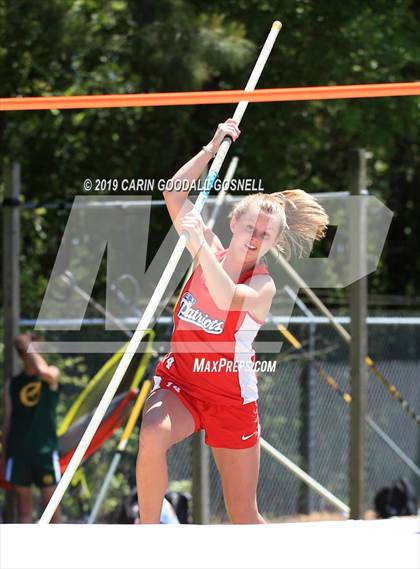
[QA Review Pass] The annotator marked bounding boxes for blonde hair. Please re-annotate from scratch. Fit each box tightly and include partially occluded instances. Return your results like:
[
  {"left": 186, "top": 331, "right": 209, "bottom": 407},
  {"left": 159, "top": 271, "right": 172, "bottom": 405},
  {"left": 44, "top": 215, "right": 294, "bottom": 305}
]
[{"left": 229, "top": 190, "right": 329, "bottom": 260}]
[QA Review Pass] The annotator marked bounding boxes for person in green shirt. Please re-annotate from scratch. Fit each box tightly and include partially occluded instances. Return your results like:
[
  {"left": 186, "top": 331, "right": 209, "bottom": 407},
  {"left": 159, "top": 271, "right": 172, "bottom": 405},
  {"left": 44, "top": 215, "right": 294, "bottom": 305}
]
[{"left": 1, "top": 333, "right": 62, "bottom": 523}]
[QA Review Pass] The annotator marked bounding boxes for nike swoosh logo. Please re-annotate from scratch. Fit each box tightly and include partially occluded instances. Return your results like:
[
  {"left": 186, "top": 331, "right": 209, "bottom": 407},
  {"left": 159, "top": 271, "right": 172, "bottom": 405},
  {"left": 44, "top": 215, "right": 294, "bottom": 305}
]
[{"left": 241, "top": 433, "right": 256, "bottom": 441}]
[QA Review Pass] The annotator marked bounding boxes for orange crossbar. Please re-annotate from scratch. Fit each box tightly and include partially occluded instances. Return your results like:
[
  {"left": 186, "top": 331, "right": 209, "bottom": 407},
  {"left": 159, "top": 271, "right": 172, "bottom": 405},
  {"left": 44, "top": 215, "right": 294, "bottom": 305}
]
[{"left": 0, "top": 82, "right": 418, "bottom": 111}]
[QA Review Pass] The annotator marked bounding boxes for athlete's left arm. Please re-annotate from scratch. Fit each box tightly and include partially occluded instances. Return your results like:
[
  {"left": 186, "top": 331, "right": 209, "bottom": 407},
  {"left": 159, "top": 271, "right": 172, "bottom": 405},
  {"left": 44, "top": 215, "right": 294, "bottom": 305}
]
[
  {"left": 240, "top": 274, "right": 276, "bottom": 321},
  {"left": 197, "top": 242, "right": 276, "bottom": 317}
]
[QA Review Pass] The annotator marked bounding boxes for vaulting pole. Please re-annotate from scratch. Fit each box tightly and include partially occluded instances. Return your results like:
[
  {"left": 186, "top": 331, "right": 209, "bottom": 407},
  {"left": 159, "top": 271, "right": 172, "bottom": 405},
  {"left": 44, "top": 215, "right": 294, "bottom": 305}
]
[{"left": 39, "top": 20, "right": 282, "bottom": 524}]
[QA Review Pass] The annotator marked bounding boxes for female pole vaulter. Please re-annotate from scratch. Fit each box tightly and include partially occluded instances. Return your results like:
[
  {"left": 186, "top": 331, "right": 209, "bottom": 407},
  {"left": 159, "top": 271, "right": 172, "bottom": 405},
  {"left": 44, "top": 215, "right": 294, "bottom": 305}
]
[{"left": 136, "top": 118, "right": 329, "bottom": 524}]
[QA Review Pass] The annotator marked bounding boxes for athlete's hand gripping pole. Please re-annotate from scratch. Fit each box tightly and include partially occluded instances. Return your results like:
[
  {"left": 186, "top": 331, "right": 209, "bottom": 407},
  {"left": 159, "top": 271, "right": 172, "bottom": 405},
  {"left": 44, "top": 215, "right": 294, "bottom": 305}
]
[{"left": 39, "top": 20, "right": 282, "bottom": 524}]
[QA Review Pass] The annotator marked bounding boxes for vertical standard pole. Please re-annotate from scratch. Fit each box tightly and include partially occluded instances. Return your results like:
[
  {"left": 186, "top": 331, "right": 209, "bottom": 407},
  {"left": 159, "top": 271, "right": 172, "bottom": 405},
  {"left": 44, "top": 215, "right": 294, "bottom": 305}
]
[
  {"left": 299, "top": 320, "right": 316, "bottom": 514},
  {"left": 349, "top": 149, "right": 368, "bottom": 519},
  {"left": 2, "top": 162, "right": 21, "bottom": 523},
  {"left": 192, "top": 431, "right": 210, "bottom": 524},
  {"left": 3, "top": 163, "right": 21, "bottom": 376},
  {"left": 191, "top": 167, "right": 211, "bottom": 525}
]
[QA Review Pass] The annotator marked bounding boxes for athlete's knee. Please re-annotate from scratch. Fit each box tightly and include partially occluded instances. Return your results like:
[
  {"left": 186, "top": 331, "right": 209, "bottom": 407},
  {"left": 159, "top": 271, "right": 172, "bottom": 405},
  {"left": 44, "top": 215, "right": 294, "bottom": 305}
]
[{"left": 138, "top": 421, "right": 172, "bottom": 457}]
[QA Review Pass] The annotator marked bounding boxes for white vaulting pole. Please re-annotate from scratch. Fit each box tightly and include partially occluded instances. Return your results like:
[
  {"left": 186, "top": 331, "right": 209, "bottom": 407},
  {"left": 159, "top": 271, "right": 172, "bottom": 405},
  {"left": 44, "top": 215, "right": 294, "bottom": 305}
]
[
  {"left": 39, "top": 20, "right": 282, "bottom": 524},
  {"left": 207, "top": 156, "right": 239, "bottom": 231}
]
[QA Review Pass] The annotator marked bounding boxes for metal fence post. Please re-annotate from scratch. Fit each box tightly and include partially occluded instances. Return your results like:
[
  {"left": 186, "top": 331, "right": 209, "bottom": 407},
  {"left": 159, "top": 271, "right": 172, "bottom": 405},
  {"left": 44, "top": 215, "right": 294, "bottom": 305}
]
[
  {"left": 349, "top": 149, "right": 368, "bottom": 519},
  {"left": 299, "top": 320, "right": 316, "bottom": 514},
  {"left": 2, "top": 162, "right": 21, "bottom": 522},
  {"left": 190, "top": 164, "right": 211, "bottom": 524},
  {"left": 191, "top": 431, "right": 210, "bottom": 523},
  {"left": 2, "top": 162, "right": 21, "bottom": 373}
]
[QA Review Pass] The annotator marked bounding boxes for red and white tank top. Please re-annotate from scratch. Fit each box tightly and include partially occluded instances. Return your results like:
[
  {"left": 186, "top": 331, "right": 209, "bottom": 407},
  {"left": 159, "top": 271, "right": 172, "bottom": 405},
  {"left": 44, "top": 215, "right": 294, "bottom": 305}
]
[{"left": 155, "top": 249, "right": 270, "bottom": 406}]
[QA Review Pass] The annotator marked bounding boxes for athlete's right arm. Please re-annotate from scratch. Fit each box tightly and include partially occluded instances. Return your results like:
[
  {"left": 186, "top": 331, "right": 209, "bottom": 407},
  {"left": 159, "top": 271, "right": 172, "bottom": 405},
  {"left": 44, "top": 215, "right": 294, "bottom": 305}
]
[{"left": 163, "top": 119, "right": 240, "bottom": 255}]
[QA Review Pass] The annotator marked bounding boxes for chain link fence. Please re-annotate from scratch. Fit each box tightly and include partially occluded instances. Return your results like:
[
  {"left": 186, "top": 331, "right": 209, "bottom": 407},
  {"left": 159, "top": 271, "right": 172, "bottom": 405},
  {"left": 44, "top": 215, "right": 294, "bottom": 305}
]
[
  {"left": 2, "top": 198, "right": 418, "bottom": 523},
  {"left": 164, "top": 307, "right": 419, "bottom": 522},
  {"left": 1, "top": 310, "right": 418, "bottom": 523}
]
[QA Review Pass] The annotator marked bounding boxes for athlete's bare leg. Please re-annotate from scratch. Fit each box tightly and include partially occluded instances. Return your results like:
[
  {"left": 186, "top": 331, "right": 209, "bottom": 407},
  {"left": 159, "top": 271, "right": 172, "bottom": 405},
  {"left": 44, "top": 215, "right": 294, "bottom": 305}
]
[
  {"left": 136, "top": 389, "right": 196, "bottom": 523},
  {"left": 212, "top": 442, "right": 266, "bottom": 524},
  {"left": 41, "top": 486, "right": 62, "bottom": 523},
  {"left": 14, "top": 486, "right": 33, "bottom": 523}
]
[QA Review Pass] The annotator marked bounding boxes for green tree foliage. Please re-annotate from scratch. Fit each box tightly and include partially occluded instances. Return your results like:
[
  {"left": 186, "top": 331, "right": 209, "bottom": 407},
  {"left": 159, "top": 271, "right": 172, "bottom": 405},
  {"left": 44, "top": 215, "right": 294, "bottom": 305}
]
[{"left": 0, "top": 0, "right": 418, "bottom": 313}]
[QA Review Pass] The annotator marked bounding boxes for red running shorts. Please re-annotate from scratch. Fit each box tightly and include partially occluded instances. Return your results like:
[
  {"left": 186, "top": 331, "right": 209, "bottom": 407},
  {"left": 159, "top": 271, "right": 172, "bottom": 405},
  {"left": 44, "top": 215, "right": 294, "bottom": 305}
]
[{"left": 149, "top": 374, "right": 261, "bottom": 450}]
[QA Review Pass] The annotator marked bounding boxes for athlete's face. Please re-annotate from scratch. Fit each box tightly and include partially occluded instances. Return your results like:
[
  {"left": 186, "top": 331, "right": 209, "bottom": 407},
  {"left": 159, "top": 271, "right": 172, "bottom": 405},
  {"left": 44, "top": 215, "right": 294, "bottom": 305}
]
[{"left": 229, "top": 205, "right": 282, "bottom": 262}]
